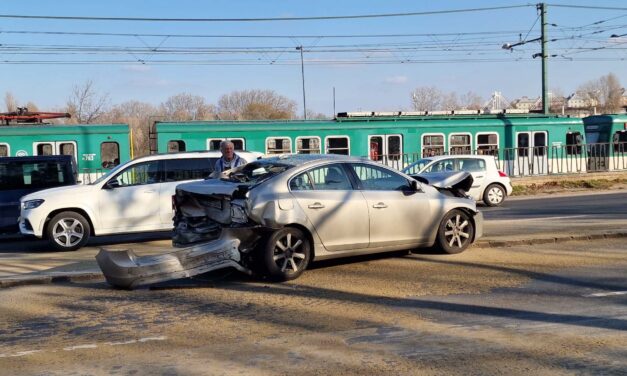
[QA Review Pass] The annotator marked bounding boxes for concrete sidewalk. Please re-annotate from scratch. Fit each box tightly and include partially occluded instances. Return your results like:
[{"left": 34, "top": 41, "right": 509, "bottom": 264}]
[{"left": 2, "top": 225, "right": 627, "bottom": 288}]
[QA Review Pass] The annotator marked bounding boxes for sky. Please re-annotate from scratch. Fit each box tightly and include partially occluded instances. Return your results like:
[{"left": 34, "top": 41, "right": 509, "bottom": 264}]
[{"left": 0, "top": 0, "right": 626, "bottom": 116}]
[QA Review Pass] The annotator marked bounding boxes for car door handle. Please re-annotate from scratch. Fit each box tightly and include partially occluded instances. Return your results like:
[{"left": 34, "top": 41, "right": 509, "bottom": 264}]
[
  {"left": 372, "top": 202, "right": 388, "bottom": 209},
  {"left": 476, "top": 175, "right": 484, "bottom": 178},
  {"left": 144, "top": 190, "right": 156, "bottom": 193},
  {"left": 308, "top": 202, "right": 325, "bottom": 209}
]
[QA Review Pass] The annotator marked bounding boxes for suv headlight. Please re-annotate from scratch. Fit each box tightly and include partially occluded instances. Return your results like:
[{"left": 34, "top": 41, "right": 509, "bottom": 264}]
[{"left": 22, "top": 199, "right": 45, "bottom": 210}]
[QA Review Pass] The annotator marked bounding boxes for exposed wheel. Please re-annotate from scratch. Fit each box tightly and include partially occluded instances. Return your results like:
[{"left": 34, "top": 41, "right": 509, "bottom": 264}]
[
  {"left": 436, "top": 209, "right": 474, "bottom": 254},
  {"left": 260, "top": 227, "right": 311, "bottom": 281},
  {"left": 483, "top": 184, "right": 506, "bottom": 207},
  {"left": 46, "top": 211, "right": 91, "bottom": 251}
]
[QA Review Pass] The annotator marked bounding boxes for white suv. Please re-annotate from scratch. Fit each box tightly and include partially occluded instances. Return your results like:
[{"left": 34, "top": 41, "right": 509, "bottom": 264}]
[
  {"left": 402, "top": 154, "right": 513, "bottom": 206},
  {"left": 19, "top": 150, "right": 262, "bottom": 251}
]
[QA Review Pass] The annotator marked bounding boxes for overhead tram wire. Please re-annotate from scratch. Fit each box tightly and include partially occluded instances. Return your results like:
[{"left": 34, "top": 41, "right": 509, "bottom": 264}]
[{"left": 0, "top": 5, "right": 532, "bottom": 22}]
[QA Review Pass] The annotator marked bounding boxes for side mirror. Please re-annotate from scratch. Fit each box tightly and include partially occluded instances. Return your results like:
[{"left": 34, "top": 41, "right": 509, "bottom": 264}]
[
  {"left": 104, "top": 179, "right": 120, "bottom": 189},
  {"left": 410, "top": 179, "right": 421, "bottom": 192}
]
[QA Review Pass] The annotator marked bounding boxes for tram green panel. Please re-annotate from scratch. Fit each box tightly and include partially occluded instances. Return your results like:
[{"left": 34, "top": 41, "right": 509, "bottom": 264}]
[{"left": 0, "top": 124, "right": 131, "bottom": 171}]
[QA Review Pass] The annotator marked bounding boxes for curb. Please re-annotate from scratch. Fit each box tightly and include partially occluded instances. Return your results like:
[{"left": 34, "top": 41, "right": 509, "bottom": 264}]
[
  {"left": 473, "top": 231, "right": 627, "bottom": 249},
  {"left": 2, "top": 232, "right": 627, "bottom": 288}
]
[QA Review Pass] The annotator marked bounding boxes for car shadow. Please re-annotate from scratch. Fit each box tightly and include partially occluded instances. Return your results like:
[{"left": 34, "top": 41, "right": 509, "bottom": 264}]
[{"left": 0, "top": 231, "right": 172, "bottom": 253}]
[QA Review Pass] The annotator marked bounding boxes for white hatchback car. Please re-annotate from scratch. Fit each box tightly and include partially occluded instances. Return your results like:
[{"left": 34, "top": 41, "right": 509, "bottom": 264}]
[
  {"left": 19, "top": 150, "right": 262, "bottom": 251},
  {"left": 402, "top": 155, "right": 513, "bottom": 206}
]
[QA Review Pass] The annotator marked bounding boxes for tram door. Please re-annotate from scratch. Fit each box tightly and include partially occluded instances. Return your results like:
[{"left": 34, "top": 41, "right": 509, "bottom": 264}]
[
  {"left": 33, "top": 141, "right": 78, "bottom": 161},
  {"left": 515, "top": 131, "right": 548, "bottom": 175},
  {"left": 367, "top": 135, "right": 403, "bottom": 169}
]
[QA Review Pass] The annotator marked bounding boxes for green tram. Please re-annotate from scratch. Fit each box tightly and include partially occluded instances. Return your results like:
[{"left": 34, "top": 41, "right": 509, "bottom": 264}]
[
  {"left": 584, "top": 114, "right": 627, "bottom": 172},
  {"left": 154, "top": 112, "right": 600, "bottom": 176},
  {"left": 0, "top": 123, "right": 132, "bottom": 183}
]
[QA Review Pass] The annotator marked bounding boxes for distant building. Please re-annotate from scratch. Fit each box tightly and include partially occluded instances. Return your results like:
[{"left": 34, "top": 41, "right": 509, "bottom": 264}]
[
  {"left": 510, "top": 96, "right": 538, "bottom": 110},
  {"left": 567, "top": 93, "right": 598, "bottom": 109}
]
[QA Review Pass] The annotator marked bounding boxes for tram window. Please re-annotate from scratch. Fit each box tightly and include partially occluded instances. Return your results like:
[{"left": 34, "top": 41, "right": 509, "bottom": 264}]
[
  {"left": 207, "top": 138, "right": 245, "bottom": 151},
  {"left": 266, "top": 137, "right": 291, "bottom": 154},
  {"left": 422, "top": 135, "right": 444, "bottom": 157},
  {"left": 296, "top": 137, "right": 321, "bottom": 154},
  {"left": 534, "top": 132, "right": 547, "bottom": 156},
  {"left": 613, "top": 131, "right": 627, "bottom": 152},
  {"left": 101, "top": 142, "right": 120, "bottom": 169},
  {"left": 566, "top": 132, "right": 583, "bottom": 155},
  {"left": 168, "top": 140, "right": 186, "bottom": 153},
  {"left": 517, "top": 133, "right": 530, "bottom": 157},
  {"left": 449, "top": 134, "right": 471, "bottom": 155},
  {"left": 369, "top": 136, "right": 384, "bottom": 161},
  {"left": 326, "top": 136, "right": 350, "bottom": 155},
  {"left": 477, "top": 133, "right": 499, "bottom": 156},
  {"left": 37, "top": 143, "right": 53, "bottom": 156},
  {"left": 0, "top": 144, "right": 8, "bottom": 157},
  {"left": 388, "top": 135, "right": 402, "bottom": 160},
  {"left": 59, "top": 143, "right": 75, "bottom": 156}
]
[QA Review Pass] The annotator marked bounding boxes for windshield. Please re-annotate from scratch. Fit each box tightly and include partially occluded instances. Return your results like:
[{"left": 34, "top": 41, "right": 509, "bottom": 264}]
[
  {"left": 91, "top": 163, "right": 126, "bottom": 185},
  {"left": 402, "top": 159, "right": 432, "bottom": 175},
  {"left": 223, "top": 161, "right": 292, "bottom": 185}
]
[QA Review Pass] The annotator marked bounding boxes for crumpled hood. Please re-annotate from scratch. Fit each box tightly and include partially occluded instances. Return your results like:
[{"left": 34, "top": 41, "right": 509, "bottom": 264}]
[
  {"left": 21, "top": 184, "right": 95, "bottom": 202},
  {"left": 176, "top": 179, "right": 250, "bottom": 197},
  {"left": 411, "top": 171, "right": 474, "bottom": 192}
]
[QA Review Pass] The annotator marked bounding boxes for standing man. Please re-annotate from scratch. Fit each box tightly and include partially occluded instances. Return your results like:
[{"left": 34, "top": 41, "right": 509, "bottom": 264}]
[{"left": 214, "top": 140, "right": 246, "bottom": 174}]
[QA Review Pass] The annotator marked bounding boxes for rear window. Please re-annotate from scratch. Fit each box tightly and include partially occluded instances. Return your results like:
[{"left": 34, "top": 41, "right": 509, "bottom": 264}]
[{"left": 0, "top": 160, "right": 72, "bottom": 191}]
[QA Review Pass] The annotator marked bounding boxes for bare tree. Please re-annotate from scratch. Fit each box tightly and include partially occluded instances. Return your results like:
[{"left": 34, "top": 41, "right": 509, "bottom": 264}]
[
  {"left": 577, "top": 73, "right": 624, "bottom": 113},
  {"left": 304, "top": 110, "right": 330, "bottom": 120},
  {"left": 101, "top": 100, "right": 158, "bottom": 156},
  {"left": 459, "top": 91, "right": 484, "bottom": 110},
  {"left": 66, "top": 80, "right": 109, "bottom": 124},
  {"left": 25, "top": 101, "right": 40, "bottom": 112},
  {"left": 441, "top": 92, "right": 459, "bottom": 111},
  {"left": 4, "top": 92, "right": 17, "bottom": 112},
  {"left": 600, "top": 73, "right": 624, "bottom": 113},
  {"left": 410, "top": 86, "right": 442, "bottom": 111},
  {"left": 217, "top": 89, "right": 296, "bottom": 120},
  {"left": 159, "top": 93, "right": 215, "bottom": 121}
]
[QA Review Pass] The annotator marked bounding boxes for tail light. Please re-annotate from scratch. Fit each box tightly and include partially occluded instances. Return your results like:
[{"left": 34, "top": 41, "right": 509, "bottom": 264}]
[{"left": 498, "top": 170, "right": 508, "bottom": 177}]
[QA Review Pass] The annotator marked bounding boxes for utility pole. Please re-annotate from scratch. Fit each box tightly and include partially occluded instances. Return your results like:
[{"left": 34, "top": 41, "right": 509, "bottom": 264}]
[
  {"left": 501, "top": 3, "right": 549, "bottom": 114},
  {"left": 296, "top": 46, "right": 307, "bottom": 120},
  {"left": 539, "top": 3, "right": 549, "bottom": 115}
]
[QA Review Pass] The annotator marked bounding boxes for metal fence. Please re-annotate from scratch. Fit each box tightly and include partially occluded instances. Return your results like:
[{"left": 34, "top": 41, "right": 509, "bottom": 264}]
[{"left": 370, "top": 142, "right": 627, "bottom": 177}]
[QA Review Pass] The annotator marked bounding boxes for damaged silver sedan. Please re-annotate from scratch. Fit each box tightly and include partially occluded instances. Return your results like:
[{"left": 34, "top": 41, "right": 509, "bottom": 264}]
[{"left": 97, "top": 155, "right": 483, "bottom": 288}]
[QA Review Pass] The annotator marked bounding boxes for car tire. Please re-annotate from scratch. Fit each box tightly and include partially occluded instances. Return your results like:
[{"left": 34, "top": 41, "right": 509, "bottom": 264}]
[
  {"left": 260, "top": 227, "right": 311, "bottom": 281},
  {"left": 436, "top": 209, "right": 474, "bottom": 254},
  {"left": 483, "top": 184, "right": 506, "bottom": 207},
  {"left": 46, "top": 211, "right": 91, "bottom": 252}
]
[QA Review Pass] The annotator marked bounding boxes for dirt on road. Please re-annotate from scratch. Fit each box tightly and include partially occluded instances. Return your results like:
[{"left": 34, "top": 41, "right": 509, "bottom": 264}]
[{"left": 1, "top": 238, "right": 627, "bottom": 375}]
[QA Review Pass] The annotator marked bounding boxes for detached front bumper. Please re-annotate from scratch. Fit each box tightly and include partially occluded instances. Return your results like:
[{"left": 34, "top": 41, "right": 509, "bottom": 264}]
[{"left": 96, "top": 231, "right": 251, "bottom": 289}]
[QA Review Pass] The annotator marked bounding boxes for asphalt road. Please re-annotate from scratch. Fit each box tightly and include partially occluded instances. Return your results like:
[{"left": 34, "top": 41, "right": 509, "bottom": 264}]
[
  {"left": 1, "top": 238, "right": 626, "bottom": 375},
  {"left": 481, "top": 190, "right": 627, "bottom": 239}
]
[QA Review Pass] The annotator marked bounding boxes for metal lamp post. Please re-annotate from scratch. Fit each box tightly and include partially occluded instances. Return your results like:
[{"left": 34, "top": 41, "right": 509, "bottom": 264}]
[{"left": 296, "top": 46, "right": 307, "bottom": 120}]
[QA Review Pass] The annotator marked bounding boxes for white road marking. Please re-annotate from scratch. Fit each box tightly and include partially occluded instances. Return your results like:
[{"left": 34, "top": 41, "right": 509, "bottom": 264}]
[
  {"left": 0, "top": 336, "right": 167, "bottom": 358},
  {"left": 584, "top": 291, "right": 627, "bottom": 298},
  {"left": 64, "top": 344, "right": 98, "bottom": 351},
  {"left": 0, "top": 350, "right": 42, "bottom": 358},
  {"left": 138, "top": 336, "right": 167, "bottom": 342}
]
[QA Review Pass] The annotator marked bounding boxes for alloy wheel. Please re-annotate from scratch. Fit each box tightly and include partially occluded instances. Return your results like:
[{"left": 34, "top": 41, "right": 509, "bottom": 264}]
[
  {"left": 444, "top": 213, "right": 470, "bottom": 249},
  {"left": 272, "top": 232, "right": 307, "bottom": 273}
]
